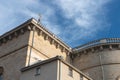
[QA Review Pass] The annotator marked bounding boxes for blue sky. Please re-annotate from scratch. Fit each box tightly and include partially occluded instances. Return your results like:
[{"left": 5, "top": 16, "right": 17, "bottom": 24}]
[{"left": 0, "top": 0, "right": 120, "bottom": 47}]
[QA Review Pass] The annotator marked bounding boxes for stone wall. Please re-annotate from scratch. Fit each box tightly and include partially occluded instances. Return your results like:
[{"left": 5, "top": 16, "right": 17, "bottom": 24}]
[
  {"left": 73, "top": 47, "right": 120, "bottom": 80},
  {"left": 20, "top": 60, "right": 58, "bottom": 80},
  {"left": 0, "top": 31, "right": 30, "bottom": 80},
  {"left": 60, "top": 60, "right": 89, "bottom": 80},
  {"left": 28, "top": 30, "right": 71, "bottom": 65},
  {"left": 20, "top": 58, "right": 91, "bottom": 80}
]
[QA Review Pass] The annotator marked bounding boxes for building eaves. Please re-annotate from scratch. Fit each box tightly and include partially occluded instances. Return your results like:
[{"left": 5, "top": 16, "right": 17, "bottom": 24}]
[
  {"left": 21, "top": 56, "right": 92, "bottom": 80},
  {"left": 73, "top": 38, "right": 120, "bottom": 52},
  {"left": 0, "top": 18, "right": 33, "bottom": 39},
  {"left": 0, "top": 18, "right": 71, "bottom": 51},
  {"left": 21, "top": 56, "right": 61, "bottom": 72},
  {"left": 30, "top": 18, "right": 71, "bottom": 51}
]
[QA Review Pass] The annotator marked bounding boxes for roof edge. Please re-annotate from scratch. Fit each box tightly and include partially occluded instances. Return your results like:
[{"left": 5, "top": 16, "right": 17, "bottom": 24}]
[
  {"left": 21, "top": 56, "right": 92, "bottom": 80},
  {"left": 0, "top": 18, "right": 71, "bottom": 51},
  {"left": 0, "top": 18, "right": 33, "bottom": 39}
]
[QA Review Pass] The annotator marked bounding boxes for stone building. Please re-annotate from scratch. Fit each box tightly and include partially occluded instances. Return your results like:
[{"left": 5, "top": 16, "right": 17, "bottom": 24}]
[
  {"left": 20, "top": 56, "right": 92, "bottom": 80},
  {"left": 0, "top": 18, "right": 91, "bottom": 80},
  {"left": 0, "top": 18, "right": 120, "bottom": 80},
  {"left": 72, "top": 38, "right": 120, "bottom": 80}
]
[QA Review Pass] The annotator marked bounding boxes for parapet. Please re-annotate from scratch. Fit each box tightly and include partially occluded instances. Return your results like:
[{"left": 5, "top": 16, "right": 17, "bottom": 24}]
[
  {"left": 0, "top": 18, "right": 71, "bottom": 54},
  {"left": 73, "top": 38, "right": 120, "bottom": 57}
]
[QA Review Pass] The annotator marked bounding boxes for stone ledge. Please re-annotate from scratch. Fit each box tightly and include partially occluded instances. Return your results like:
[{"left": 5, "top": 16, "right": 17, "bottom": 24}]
[
  {"left": 73, "top": 44, "right": 120, "bottom": 58},
  {"left": 0, "top": 18, "right": 72, "bottom": 54}
]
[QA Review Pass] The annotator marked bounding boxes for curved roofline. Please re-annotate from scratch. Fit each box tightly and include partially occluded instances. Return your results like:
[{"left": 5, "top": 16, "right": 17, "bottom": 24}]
[{"left": 73, "top": 38, "right": 120, "bottom": 51}]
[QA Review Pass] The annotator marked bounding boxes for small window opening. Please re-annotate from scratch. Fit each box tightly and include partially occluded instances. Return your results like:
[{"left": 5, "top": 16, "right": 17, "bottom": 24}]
[
  {"left": 35, "top": 67, "right": 41, "bottom": 75},
  {"left": 80, "top": 75, "right": 83, "bottom": 80},
  {"left": 68, "top": 67, "right": 73, "bottom": 77},
  {"left": 0, "top": 74, "right": 3, "bottom": 80}
]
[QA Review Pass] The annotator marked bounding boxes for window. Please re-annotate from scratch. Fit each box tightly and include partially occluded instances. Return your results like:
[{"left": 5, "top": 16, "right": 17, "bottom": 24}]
[
  {"left": 80, "top": 75, "right": 83, "bottom": 80},
  {"left": 68, "top": 67, "right": 73, "bottom": 77},
  {"left": 0, "top": 74, "right": 3, "bottom": 80},
  {"left": 35, "top": 67, "right": 41, "bottom": 75},
  {"left": 0, "top": 67, "right": 3, "bottom": 80}
]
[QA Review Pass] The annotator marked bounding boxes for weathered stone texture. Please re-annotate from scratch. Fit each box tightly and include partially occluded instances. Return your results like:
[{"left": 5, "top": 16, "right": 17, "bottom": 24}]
[
  {"left": 21, "top": 60, "right": 58, "bottom": 80},
  {"left": 28, "top": 31, "right": 70, "bottom": 65},
  {"left": 73, "top": 49, "right": 120, "bottom": 80},
  {"left": 0, "top": 31, "right": 30, "bottom": 57},
  {"left": 0, "top": 28, "right": 71, "bottom": 80},
  {"left": 20, "top": 58, "right": 91, "bottom": 80},
  {"left": 0, "top": 47, "right": 28, "bottom": 80},
  {"left": 0, "top": 31, "right": 30, "bottom": 80}
]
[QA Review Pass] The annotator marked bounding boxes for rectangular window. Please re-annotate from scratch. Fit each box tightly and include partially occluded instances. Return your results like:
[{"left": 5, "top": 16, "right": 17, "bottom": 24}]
[
  {"left": 68, "top": 67, "right": 73, "bottom": 77},
  {"left": 80, "top": 75, "right": 83, "bottom": 80},
  {"left": 0, "top": 74, "right": 3, "bottom": 80},
  {"left": 35, "top": 67, "right": 41, "bottom": 75}
]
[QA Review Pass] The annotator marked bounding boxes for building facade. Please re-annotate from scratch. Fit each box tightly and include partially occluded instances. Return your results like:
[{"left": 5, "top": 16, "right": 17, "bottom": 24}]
[
  {"left": 21, "top": 56, "right": 92, "bottom": 80},
  {"left": 0, "top": 18, "right": 72, "bottom": 80},
  {"left": 73, "top": 38, "right": 120, "bottom": 80},
  {"left": 0, "top": 18, "right": 120, "bottom": 80}
]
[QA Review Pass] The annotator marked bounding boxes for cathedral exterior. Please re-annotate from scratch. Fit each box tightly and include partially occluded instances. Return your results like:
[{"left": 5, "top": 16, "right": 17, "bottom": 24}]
[{"left": 0, "top": 18, "right": 120, "bottom": 80}]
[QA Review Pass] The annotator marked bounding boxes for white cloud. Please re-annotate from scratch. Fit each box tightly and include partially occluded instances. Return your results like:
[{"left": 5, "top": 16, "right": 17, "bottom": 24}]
[
  {"left": 0, "top": 0, "right": 111, "bottom": 46},
  {"left": 0, "top": 0, "right": 61, "bottom": 35},
  {"left": 53, "top": 0, "right": 111, "bottom": 42},
  {"left": 0, "top": 0, "right": 39, "bottom": 34}
]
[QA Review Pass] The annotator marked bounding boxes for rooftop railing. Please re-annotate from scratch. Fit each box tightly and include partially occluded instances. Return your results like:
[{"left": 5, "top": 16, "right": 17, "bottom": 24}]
[{"left": 73, "top": 38, "right": 120, "bottom": 51}]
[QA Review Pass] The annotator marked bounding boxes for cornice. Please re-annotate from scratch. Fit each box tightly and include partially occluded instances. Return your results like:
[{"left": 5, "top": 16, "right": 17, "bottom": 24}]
[
  {"left": 0, "top": 19, "right": 33, "bottom": 45},
  {"left": 0, "top": 18, "right": 71, "bottom": 53},
  {"left": 72, "top": 38, "right": 120, "bottom": 58},
  {"left": 0, "top": 18, "right": 33, "bottom": 39},
  {"left": 30, "top": 19, "right": 71, "bottom": 51}
]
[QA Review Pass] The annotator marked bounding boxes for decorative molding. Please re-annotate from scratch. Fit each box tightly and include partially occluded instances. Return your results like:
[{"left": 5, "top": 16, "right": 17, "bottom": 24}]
[
  {"left": 56, "top": 43, "right": 60, "bottom": 49},
  {"left": 91, "top": 48, "right": 94, "bottom": 53},
  {"left": 77, "top": 53, "right": 80, "bottom": 57},
  {"left": 8, "top": 35, "right": 12, "bottom": 40},
  {"left": 73, "top": 44, "right": 120, "bottom": 58},
  {"left": 27, "top": 25, "right": 32, "bottom": 30},
  {"left": 118, "top": 45, "right": 120, "bottom": 49},
  {"left": 3, "top": 38, "right": 7, "bottom": 43},
  {"left": 73, "top": 38, "right": 120, "bottom": 52},
  {"left": 31, "top": 19, "right": 71, "bottom": 51},
  {"left": 66, "top": 51, "right": 70, "bottom": 56},
  {"left": 0, "top": 25, "right": 32, "bottom": 46},
  {"left": 0, "top": 18, "right": 71, "bottom": 54},
  {"left": 32, "top": 23, "right": 71, "bottom": 54},
  {"left": 50, "top": 39, "right": 55, "bottom": 44},
  {"left": 32, "top": 26, "right": 36, "bottom": 31},
  {"left": 109, "top": 45, "right": 112, "bottom": 50},
  {"left": 20, "top": 29, "right": 24, "bottom": 34},
  {"left": 61, "top": 47, "right": 65, "bottom": 52},
  {"left": 38, "top": 30, "right": 43, "bottom": 36},
  {"left": 44, "top": 35, "right": 49, "bottom": 40},
  {"left": 100, "top": 46, "right": 103, "bottom": 51},
  {"left": 84, "top": 50, "right": 87, "bottom": 54},
  {"left": 14, "top": 32, "right": 18, "bottom": 37}
]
